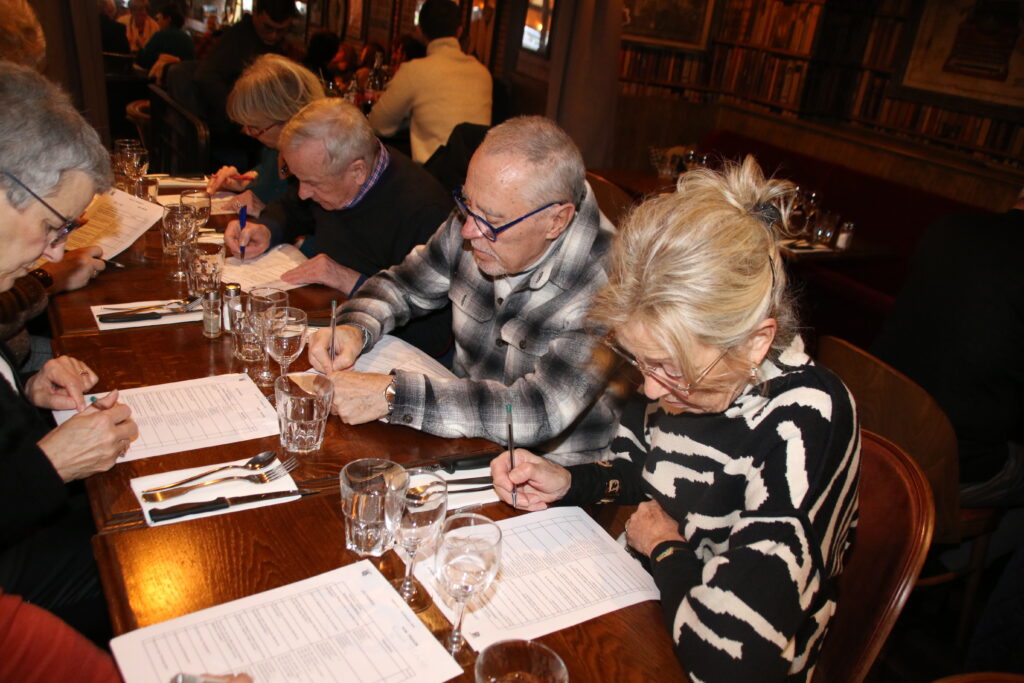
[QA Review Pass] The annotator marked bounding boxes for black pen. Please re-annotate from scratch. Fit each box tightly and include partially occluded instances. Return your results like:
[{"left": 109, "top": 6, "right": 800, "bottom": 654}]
[
  {"left": 103, "top": 259, "right": 125, "bottom": 270},
  {"left": 506, "top": 403, "right": 517, "bottom": 509},
  {"left": 329, "top": 300, "right": 337, "bottom": 365}
]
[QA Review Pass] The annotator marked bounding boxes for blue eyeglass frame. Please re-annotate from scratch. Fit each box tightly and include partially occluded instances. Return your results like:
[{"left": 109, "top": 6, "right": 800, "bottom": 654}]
[
  {"left": 452, "top": 186, "right": 567, "bottom": 242},
  {"left": 1, "top": 171, "right": 86, "bottom": 246}
]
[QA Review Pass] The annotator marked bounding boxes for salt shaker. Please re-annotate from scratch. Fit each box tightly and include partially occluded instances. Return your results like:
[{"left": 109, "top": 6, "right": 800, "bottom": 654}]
[
  {"left": 222, "top": 282, "right": 241, "bottom": 332},
  {"left": 202, "top": 289, "right": 222, "bottom": 339},
  {"left": 835, "top": 222, "right": 855, "bottom": 251}
]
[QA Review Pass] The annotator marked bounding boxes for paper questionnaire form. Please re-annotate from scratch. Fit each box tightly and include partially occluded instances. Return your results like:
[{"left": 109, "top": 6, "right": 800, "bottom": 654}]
[{"left": 65, "top": 188, "right": 165, "bottom": 258}]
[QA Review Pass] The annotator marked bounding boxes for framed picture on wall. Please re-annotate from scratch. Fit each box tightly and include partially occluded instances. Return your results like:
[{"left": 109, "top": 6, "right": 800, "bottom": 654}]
[
  {"left": 901, "top": 0, "right": 1024, "bottom": 108},
  {"left": 622, "top": 0, "right": 715, "bottom": 50}
]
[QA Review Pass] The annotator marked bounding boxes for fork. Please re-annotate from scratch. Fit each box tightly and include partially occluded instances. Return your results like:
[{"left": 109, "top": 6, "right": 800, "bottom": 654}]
[
  {"left": 142, "top": 457, "right": 298, "bottom": 502},
  {"left": 102, "top": 297, "right": 202, "bottom": 314}
]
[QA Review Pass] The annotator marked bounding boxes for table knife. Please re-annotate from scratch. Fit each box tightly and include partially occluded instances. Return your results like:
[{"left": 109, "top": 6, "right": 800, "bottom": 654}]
[
  {"left": 149, "top": 489, "right": 314, "bottom": 523},
  {"left": 444, "top": 475, "right": 493, "bottom": 486},
  {"left": 98, "top": 309, "right": 199, "bottom": 323},
  {"left": 403, "top": 451, "right": 501, "bottom": 473}
]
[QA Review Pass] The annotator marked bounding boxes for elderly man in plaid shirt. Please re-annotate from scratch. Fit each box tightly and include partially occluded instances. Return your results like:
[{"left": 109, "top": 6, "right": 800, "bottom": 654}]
[{"left": 308, "top": 116, "right": 622, "bottom": 466}]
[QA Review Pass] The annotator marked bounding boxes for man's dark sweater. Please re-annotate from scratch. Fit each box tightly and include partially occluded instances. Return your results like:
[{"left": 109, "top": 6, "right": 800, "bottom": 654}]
[{"left": 261, "top": 147, "right": 454, "bottom": 357}]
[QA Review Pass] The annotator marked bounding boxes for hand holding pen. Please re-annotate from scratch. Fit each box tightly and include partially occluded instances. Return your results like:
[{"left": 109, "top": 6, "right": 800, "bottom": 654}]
[{"left": 507, "top": 404, "right": 517, "bottom": 509}]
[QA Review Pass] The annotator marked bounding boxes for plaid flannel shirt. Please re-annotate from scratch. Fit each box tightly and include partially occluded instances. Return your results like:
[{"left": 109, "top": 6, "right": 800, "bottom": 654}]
[{"left": 338, "top": 183, "right": 621, "bottom": 465}]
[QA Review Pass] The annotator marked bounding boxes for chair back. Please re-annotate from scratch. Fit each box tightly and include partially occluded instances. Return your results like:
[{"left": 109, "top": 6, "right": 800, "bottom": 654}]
[
  {"left": 813, "top": 430, "right": 934, "bottom": 683},
  {"left": 816, "top": 335, "right": 961, "bottom": 544},
  {"left": 585, "top": 171, "right": 634, "bottom": 229},
  {"left": 147, "top": 84, "right": 210, "bottom": 175}
]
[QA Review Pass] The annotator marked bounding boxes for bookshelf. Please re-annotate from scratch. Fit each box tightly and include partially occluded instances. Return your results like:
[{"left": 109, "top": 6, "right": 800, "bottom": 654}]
[{"left": 618, "top": 0, "right": 1023, "bottom": 169}]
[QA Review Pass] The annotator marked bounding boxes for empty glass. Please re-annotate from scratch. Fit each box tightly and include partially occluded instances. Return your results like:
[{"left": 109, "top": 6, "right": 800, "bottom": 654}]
[
  {"left": 248, "top": 287, "right": 287, "bottom": 387},
  {"left": 475, "top": 640, "right": 569, "bottom": 683},
  {"left": 263, "top": 306, "right": 307, "bottom": 377},
  {"left": 436, "top": 513, "right": 502, "bottom": 659},
  {"left": 275, "top": 373, "right": 334, "bottom": 455},
  {"left": 181, "top": 190, "right": 211, "bottom": 231},
  {"left": 231, "top": 296, "right": 264, "bottom": 363},
  {"left": 122, "top": 144, "right": 148, "bottom": 198},
  {"left": 339, "top": 458, "right": 405, "bottom": 557},
  {"left": 388, "top": 469, "right": 447, "bottom": 612},
  {"left": 161, "top": 204, "right": 196, "bottom": 280}
]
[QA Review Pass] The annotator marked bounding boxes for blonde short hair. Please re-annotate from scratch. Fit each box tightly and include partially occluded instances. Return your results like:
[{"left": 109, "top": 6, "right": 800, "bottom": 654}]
[
  {"left": 226, "top": 54, "right": 325, "bottom": 128},
  {"left": 589, "top": 156, "right": 797, "bottom": 383}
]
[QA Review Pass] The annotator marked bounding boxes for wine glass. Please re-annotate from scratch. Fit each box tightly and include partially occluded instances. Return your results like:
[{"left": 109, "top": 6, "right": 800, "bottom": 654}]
[
  {"left": 181, "top": 190, "right": 211, "bottom": 231},
  {"left": 263, "top": 306, "right": 307, "bottom": 377},
  {"left": 123, "top": 144, "right": 149, "bottom": 197},
  {"left": 161, "top": 204, "right": 195, "bottom": 281},
  {"left": 112, "top": 138, "right": 141, "bottom": 191},
  {"left": 247, "top": 287, "right": 287, "bottom": 387},
  {"left": 389, "top": 469, "right": 447, "bottom": 612},
  {"left": 436, "top": 513, "right": 502, "bottom": 659}
]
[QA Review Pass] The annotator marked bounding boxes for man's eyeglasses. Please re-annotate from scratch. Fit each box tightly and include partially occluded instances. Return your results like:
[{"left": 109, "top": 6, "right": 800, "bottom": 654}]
[
  {"left": 452, "top": 186, "right": 568, "bottom": 242},
  {"left": 2, "top": 171, "right": 86, "bottom": 247},
  {"left": 601, "top": 334, "right": 729, "bottom": 398},
  {"left": 243, "top": 121, "right": 281, "bottom": 138}
]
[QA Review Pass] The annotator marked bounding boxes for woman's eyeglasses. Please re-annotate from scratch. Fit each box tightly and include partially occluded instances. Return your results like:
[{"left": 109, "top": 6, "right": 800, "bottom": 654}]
[
  {"left": 243, "top": 121, "right": 282, "bottom": 138},
  {"left": 2, "top": 171, "right": 87, "bottom": 247},
  {"left": 601, "top": 334, "right": 729, "bottom": 398}
]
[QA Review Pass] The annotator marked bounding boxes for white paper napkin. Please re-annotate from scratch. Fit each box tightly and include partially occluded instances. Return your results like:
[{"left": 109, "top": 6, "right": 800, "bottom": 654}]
[
  {"left": 437, "top": 465, "right": 499, "bottom": 511},
  {"left": 131, "top": 457, "right": 299, "bottom": 526},
  {"left": 91, "top": 299, "right": 202, "bottom": 331}
]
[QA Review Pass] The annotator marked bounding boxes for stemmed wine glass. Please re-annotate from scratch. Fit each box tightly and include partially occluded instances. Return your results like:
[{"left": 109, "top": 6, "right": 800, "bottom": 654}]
[
  {"left": 247, "top": 287, "right": 287, "bottom": 388},
  {"left": 161, "top": 204, "right": 195, "bottom": 281},
  {"left": 181, "top": 190, "right": 211, "bottom": 232},
  {"left": 123, "top": 144, "right": 149, "bottom": 198},
  {"left": 389, "top": 469, "right": 447, "bottom": 612},
  {"left": 436, "top": 513, "right": 502, "bottom": 660},
  {"left": 263, "top": 306, "right": 307, "bottom": 377}
]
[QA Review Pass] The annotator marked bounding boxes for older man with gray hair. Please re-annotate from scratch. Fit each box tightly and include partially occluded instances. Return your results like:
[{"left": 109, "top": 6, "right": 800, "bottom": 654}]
[
  {"left": 224, "top": 98, "right": 452, "bottom": 356},
  {"left": 308, "top": 115, "right": 622, "bottom": 467}
]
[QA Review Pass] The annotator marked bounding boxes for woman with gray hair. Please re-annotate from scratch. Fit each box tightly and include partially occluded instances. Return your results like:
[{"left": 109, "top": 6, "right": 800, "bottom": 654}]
[
  {"left": 0, "top": 61, "right": 138, "bottom": 644},
  {"left": 492, "top": 156, "right": 860, "bottom": 681},
  {"left": 205, "top": 53, "right": 324, "bottom": 213}
]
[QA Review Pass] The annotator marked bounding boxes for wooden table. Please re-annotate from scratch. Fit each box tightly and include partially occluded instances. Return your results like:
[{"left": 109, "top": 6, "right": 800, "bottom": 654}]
[{"left": 49, "top": 214, "right": 686, "bottom": 680}]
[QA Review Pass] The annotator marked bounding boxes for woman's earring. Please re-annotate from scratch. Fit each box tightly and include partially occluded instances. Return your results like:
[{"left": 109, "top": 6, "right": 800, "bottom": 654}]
[{"left": 749, "top": 366, "right": 758, "bottom": 383}]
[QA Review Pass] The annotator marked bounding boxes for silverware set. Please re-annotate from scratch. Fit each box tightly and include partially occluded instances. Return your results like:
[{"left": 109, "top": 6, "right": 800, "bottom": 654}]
[
  {"left": 142, "top": 455, "right": 298, "bottom": 503},
  {"left": 102, "top": 297, "right": 203, "bottom": 314}
]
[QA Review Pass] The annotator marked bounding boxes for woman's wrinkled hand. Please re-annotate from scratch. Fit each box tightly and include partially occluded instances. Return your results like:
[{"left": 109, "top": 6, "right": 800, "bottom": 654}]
[
  {"left": 491, "top": 449, "right": 571, "bottom": 511},
  {"left": 36, "top": 389, "right": 138, "bottom": 482},
  {"left": 625, "top": 500, "right": 686, "bottom": 557}
]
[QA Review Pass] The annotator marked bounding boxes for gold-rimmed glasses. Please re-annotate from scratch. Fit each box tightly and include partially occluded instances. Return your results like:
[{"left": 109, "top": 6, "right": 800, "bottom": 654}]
[{"left": 601, "top": 334, "right": 729, "bottom": 398}]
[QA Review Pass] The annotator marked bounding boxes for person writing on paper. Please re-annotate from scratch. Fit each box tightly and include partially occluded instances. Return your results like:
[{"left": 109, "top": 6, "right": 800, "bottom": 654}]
[
  {"left": 224, "top": 98, "right": 453, "bottom": 357},
  {"left": 205, "top": 54, "right": 324, "bottom": 215},
  {"left": 0, "top": 62, "right": 138, "bottom": 645},
  {"left": 491, "top": 158, "right": 860, "bottom": 681},
  {"left": 307, "top": 116, "right": 623, "bottom": 465}
]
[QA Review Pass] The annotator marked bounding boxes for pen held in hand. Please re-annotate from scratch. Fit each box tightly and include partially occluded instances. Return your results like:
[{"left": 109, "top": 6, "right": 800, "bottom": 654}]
[
  {"left": 507, "top": 403, "right": 517, "bottom": 509},
  {"left": 329, "top": 300, "right": 337, "bottom": 366},
  {"left": 102, "top": 259, "right": 125, "bottom": 270},
  {"left": 238, "top": 205, "right": 247, "bottom": 261}
]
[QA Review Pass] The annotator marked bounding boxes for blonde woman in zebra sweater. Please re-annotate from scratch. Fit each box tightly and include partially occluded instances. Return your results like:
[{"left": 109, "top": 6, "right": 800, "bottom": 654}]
[{"left": 491, "top": 156, "right": 860, "bottom": 682}]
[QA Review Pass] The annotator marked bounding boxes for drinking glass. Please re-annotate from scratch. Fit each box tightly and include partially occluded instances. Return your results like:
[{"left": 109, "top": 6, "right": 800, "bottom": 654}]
[
  {"left": 436, "top": 513, "right": 502, "bottom": 658},
  {"left": 263, "top": 306, "right": 307, "bottom": 376},
  {"left": 123, "top": 145, "right": 149, "bottom": 198},
  {"left": 247, "top": 286, "right": 287, "bottom": 387},
  {"left": 231, "top": 296, "right": 264, "bottom": 362},
  {"left": 474, "top": 640, "right": 569, "bottom": 683},
  {"left": 388, "top": 469, "right": 447, "bottom": 612},
  {"left": 274, "top": 373, "right": 334, "bottom": 454},
  {"left": 112, "top": 138, "right": 141, "bottom": 192},
  {"left": 185, "top": 242, "right": 225, "bottom": 297},
  {"left": 339, "top": 458, "right": 405, "bottom": 557},
  {"left": 181, "top": 190, "right": 212, "bottom": 231},
  {"left": 161, "top": 204, "right": 195, "bottom": 280}
]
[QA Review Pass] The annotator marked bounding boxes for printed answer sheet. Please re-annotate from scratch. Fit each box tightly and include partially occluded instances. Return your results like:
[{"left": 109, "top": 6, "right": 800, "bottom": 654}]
[
  {"left": 415, "top": 506, "right": 660, "bottom": 651},
  {"left": 66, "top": 189, "right": 165, "bottom": 257},
  {"left": 52, "top": 374, "right": 278, "bottom": 462},
  {"left": 222, "top": 244, "right": 308, "bottom": 292},
  {"left": 354, "top": 335, "right": 457, "bottom": 381},
  {"left": 111, "top": 562, "right": 463, "bottom": 683}
]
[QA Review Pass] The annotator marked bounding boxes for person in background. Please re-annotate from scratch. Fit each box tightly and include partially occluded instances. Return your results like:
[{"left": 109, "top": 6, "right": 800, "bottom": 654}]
[
  {"left": 194, "top": 0, "right": 297, "bottom": 168},
  {"left": 135, "top": 2, "right": 194, "bottom": 70},
  {"left": 328, "top": 42, "right": 358, "bottom": 88},
  {"left": 369, "top": 0, "right": 491, "bottom": 163},
  {"left": 491, "top": 156, "right": 860, "bottom": 681},
  {"left": 307, "top": 116, "right": 623, "bottom": 464},
  {"left": 97, "top": 0, "right": 130, "bottom": 54},
  {"left": 302, "top": 28, "right": 340, "bottom": 86},
  {"left": 223, "top": 98, "right": 454, "bottom": 358},
  {"left": 389, "top": 33, "right": 426, "bottom": 76},
  {"left": 0, "top": 0, "right": 46, "bottom": 69},
  {"left": 118, "top": 0, "right": 159, "bottom": 53},
  {"left": 205, "top": 54, "right": 324, "bottom": 214},
  {"left": 353, "top": 41, "right": 384, "bottom": 90},
  {"left": 0, "top": 60, "right": 138, "bottom": 648}
]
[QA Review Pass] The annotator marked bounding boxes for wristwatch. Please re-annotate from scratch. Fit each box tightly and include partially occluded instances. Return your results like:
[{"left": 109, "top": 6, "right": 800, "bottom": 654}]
[
  {"left": 27, "top": 268, "right": 53, "bottom": 291},
  {"left": 382, "top": 375, "right": 398, "bottom": 422}
]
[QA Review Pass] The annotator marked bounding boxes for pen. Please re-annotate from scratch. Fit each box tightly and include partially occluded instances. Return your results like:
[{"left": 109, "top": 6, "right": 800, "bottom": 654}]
[
  {"left": 507, "top": 403, "right": 517, "bottom": 509},
  {"left": 329, "top": 300, "right": 337, "bottom": 366},
  {"left": 238, "top": 205, "right": 247, "bottom": 261},
  {"left": 102, "top": 258, "right": 125, "bottom": 270}
]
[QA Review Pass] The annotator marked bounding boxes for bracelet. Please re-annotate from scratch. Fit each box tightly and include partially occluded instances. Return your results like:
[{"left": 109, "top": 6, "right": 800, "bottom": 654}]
[{"left": 653, "top": 541, "right": 687, "bottom": 564}]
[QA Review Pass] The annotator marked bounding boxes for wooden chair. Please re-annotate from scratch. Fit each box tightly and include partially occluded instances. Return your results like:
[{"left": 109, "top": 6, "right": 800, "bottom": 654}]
[
  {"left": 813, "top": 430, "right": 934, "bottom": 683},
  {"left": 585, "top": 170, "right": 635, "bottom": 229},
  {"left": 816, "top": 335, "right": 1001, "bottom": 645},
  {"left": 147, "top": 83, "right": 210, "bottom": 176}
]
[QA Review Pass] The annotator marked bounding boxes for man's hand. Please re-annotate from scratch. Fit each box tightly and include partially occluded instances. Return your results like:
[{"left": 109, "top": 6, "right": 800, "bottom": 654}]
[
  {"left": 281, "top": 254, "right": 361, "bottom": 293},
  {"left": 225, "top": 189, "right": 265, "bottom": 216},
  {"left": 327, "top": 371, "right": 393, "bottom": 424},
  {"left": 207, "top": 165, "right": 257, "bottom": 193},
  {"left": 224, "top": 219, "right": 271, "bottom": 258},
  {"left": 41, "top": 246, "right": 104, "bottom": 292},
  {"left": 491, "top": 449, "right": 572, "bottom": 511},
  {"left": 308, "top": 324, "right": 364, "bottom": 373},
  {"left": 625, "top": 500, "right": 686, "bottom": 557},
  {"left": 37, "top": 389, "right": 138, "bottom": 482},
  {"left": 25, "top": 355, "right": 98, "bottom": 411}
]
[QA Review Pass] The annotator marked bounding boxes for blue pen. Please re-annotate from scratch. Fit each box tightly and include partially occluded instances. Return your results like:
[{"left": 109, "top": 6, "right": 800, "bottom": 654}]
[{"left": 239, "top": 205, "right": 247, "bottom": 261}]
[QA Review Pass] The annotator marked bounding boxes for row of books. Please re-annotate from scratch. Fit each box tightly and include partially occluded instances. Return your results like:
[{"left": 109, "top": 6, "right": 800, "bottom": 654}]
[
  {"left": 618, "top": 80, "right": 712, "bottom": 104},
  {"left": 872, "top": 97, "right": 1024, "bottom": 159},
  {"left": 849, "top": 70, "right": 891, "bottom": 120},
  {"left": 718, "top": 0, "right": 823, "bottom": 56},
  {"left": 620, "top": 45, "right": 707, "bottom": 87},
  {"left": 711, "top": 45, "right": 808, "bottom": 107},
  {"left": 861, "top": 16, "right": 906, "bottom": 71}
]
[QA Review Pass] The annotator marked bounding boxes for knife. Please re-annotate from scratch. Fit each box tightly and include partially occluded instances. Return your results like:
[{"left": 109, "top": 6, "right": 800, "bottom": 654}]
[
  {"left": 98, "top": 309, "right": 200, "bottom": 324},
  {"left": 444, "top": 476, "right": 493, "bottom": 486},
  {"left": 403, "top": 451, "right": 501, "bottom": 473},
  {"left": 149, "top": 489, "right": 314, "bottom": 523}
]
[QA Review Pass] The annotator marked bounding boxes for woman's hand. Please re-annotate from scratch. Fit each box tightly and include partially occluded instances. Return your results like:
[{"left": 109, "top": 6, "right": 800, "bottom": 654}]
[
  {"left": 36, "top": 390, "right": 138, "bottom": 482},
  {"left": 206, "top": 166, "right": 257, "bottom": 194},
  {"left": 491, "top": 449, "right": 571, "bottom": 511},
  {"left": 24, "top": 355, "right": 98, "bottom": 411},
  {"left": 625, "top": 500, "right": 686, "bottom": 557},
  {"left": 41, "top": 246, "right": 105, "bottom": 292}
]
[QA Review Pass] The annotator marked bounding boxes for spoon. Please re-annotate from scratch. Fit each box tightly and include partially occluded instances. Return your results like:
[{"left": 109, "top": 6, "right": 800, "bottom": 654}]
[{"left": 141, "top": 450, "right": 278, "bottom": 493}]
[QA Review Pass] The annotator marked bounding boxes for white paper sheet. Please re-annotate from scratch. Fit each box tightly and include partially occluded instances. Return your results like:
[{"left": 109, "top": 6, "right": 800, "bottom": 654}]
[
  {"left": 90, "top": 299, "right": 202, "bottom": 331},
  {"left": 110, "top": 562, "right": 463, "bottom": 683},
  {"left": 414, "top": 506, "right": 660, "bottom": 651},
  {"left": 52, "top": 374, "right": 279, "bottom": 462},
  {"left": 221, "top": 244, "right": 308, "bottom": 292},
  {"left": 65, "top": 189, "right": 165, "bottom": 258},
  {"left": 436, "top": 465, "right": 499, "bottom": 511},
  {"left": 354, "top": 334, "right": 457, "bottom": 381},
  {"left": 131, "top": 456, "right": 299, "bottom": 527}
]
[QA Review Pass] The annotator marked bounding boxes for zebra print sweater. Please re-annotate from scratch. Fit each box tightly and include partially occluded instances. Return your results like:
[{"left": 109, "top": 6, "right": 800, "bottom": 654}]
[{"left": 562, "top": 338, "right": 860, "bottom": 682}]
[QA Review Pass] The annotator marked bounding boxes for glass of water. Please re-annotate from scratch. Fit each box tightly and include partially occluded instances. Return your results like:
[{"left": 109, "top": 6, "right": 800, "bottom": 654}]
[
  {"left": 388, "top": 469, "right": 447, "bottom": 612},
  {"left": 274, "top": 373, "right": 333, "bottom": 455},
  {"left": 263, "top": 306, "right": 307, "bottom": 377},
  {"left": 436, "top": 513, "right": 502, "bottom": 658},
  {"left": 339, "top": 458, "right": 404, "bottom": 557}
]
